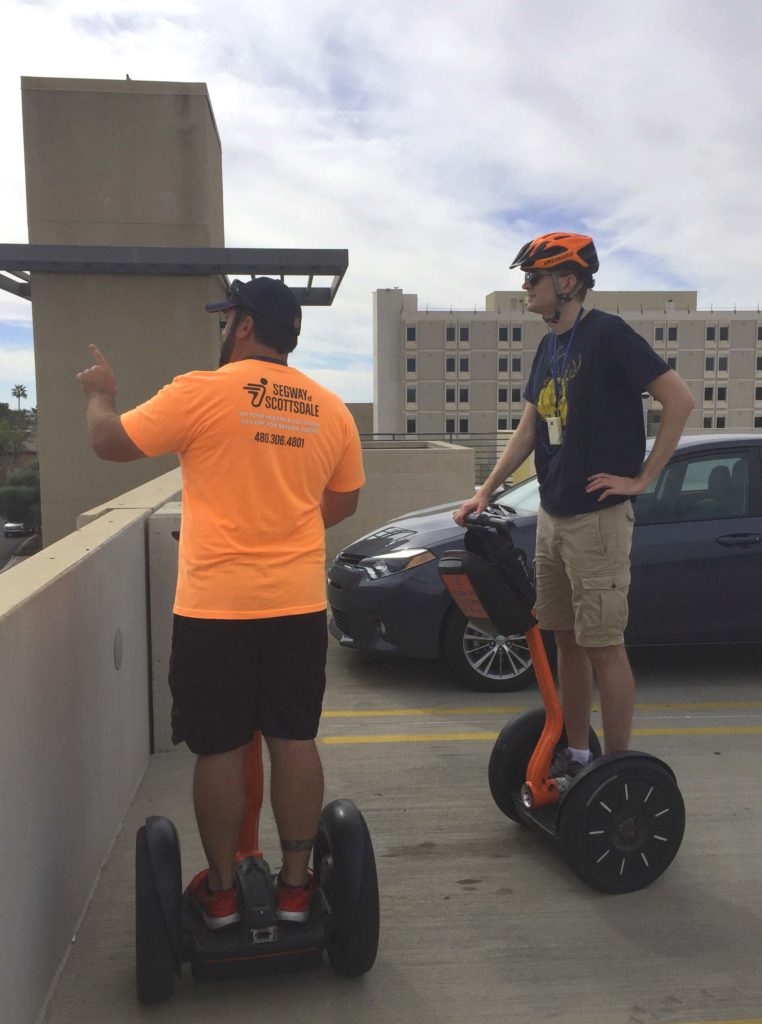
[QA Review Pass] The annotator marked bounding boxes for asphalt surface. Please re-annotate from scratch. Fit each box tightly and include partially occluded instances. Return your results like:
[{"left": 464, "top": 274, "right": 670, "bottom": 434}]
[{"left": 41, "top": 638, "right": 762, "bottom": 1024}]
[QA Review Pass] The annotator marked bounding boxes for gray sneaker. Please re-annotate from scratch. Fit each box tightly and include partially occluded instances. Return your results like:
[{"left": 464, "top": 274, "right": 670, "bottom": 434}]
[{"left": 550, "top": 747, "right": 589, "bottom": 779}]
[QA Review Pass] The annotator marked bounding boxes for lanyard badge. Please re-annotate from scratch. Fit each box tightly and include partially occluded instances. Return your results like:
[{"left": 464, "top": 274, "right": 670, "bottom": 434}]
[{"left": 547, "top": 308, "right": 584, "bottom": 445}]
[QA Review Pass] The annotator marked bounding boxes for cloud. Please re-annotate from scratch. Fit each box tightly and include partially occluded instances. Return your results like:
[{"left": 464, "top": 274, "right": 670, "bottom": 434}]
[{"left": 1, "top": 0, "right": 762, "bottom": 409}]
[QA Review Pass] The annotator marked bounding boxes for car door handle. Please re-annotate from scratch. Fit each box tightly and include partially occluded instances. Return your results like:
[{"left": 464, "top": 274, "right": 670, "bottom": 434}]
[{"left": 716, "top": 533, "right": 762, "bottom": 548}]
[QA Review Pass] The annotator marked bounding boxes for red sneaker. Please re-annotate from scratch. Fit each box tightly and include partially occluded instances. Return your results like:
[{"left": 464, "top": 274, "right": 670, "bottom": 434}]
[
  {"left": 276, "top": 871, "right": 317, "bottom": 923},
  {"left": 186, "top": 869, "right": 240, "bottom": 930}
]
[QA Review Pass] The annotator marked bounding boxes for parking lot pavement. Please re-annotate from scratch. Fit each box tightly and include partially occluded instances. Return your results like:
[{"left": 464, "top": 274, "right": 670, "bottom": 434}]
[{"left": 43, "top": 642, "right": 762, "bottom": 1024}]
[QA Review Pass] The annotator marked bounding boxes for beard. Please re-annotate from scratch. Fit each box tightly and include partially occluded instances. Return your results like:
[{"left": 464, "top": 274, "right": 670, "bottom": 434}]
[
  {"left": 218, "top": 333, "right": 235, "bottom": 367},
  {"left": 218, "top": 311, "right": 242, "bottom": 367}
]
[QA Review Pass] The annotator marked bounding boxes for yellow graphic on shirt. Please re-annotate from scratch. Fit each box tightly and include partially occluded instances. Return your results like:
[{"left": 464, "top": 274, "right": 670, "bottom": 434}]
[{"left": 537, "top": 354, "right": 581, "bottom": 427}]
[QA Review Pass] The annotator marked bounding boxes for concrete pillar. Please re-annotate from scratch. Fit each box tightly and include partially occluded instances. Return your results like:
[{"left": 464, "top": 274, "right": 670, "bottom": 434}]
[{"left": 22, "top": 77, "right": 227, "bottom": 543}]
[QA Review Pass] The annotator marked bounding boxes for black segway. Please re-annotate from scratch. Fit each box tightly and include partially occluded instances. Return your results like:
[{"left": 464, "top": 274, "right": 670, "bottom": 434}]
[
  {"left": 135, "top": 733, "right": 379, "bottom": 1004},
  {"left": 439, "top": 511, "right": 685, "bottom": 894}
]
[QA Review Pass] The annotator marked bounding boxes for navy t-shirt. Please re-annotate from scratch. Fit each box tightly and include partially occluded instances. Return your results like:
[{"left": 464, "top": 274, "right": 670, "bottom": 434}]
[{"left": 523, "top": 309, "right": 670, "bottom": 516}]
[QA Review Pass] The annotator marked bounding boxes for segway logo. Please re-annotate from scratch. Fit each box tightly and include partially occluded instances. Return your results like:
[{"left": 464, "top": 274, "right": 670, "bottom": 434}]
[{"left": 244, "top": 379, "right": 268, "bottom": 408}]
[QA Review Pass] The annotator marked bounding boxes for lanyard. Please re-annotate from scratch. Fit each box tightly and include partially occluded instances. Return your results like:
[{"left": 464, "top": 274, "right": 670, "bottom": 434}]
[{"left": 550, "top": 307, "right": 584, "bottom": 411}]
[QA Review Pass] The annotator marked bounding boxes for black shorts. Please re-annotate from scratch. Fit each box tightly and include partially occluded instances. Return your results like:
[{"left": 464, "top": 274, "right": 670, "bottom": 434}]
[{"left": 168, "top": 611, "right": 328, "bottom": 755}]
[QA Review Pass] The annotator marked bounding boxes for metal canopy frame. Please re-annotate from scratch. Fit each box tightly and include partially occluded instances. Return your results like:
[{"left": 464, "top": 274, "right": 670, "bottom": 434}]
[{"left": 0, "top": 244, "right": 348, "bottom": 305}]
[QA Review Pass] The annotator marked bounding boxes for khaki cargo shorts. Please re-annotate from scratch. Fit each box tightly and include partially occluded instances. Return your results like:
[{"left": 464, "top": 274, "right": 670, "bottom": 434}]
[{"left": 534, "top": 502, "right": 635, "bottom": 648}]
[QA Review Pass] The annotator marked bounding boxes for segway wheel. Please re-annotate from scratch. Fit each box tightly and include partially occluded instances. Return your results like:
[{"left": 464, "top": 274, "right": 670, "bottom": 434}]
[
  {"left": 135, "top": 825, "right": 178, "bottom": 1004},
  {"left": 314, "top": 799, "right": 379, "bottom": 978},
  {"left": 557, "top": 755, "right": 685, "bottom": 894},
  {"left": 488, "top": 709, "right": 601, "bottom": 822}
]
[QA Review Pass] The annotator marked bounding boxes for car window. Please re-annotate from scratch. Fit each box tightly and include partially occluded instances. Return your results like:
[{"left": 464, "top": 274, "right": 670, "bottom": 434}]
[
  {"left": 495, "top": 476, "right": 541, "bottom": 515},
  {"left": 634, "top": 451, "right": 750, "bottom": 525}
]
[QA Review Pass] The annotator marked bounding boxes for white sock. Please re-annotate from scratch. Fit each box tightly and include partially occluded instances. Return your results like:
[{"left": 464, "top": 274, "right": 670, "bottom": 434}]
[{"left": 567, "top": 746, "right": 591, "bottom": 765}]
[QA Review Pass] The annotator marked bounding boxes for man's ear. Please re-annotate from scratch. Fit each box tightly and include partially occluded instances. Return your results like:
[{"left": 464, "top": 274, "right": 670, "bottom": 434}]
[{"left": 238, "top": 313, "right": 255, "bottom": 339}]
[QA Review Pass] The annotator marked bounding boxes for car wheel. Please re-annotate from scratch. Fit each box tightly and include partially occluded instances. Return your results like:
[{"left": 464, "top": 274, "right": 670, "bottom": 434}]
[{"left": 441, "top": 607, "right": 534, "bottom": 692}]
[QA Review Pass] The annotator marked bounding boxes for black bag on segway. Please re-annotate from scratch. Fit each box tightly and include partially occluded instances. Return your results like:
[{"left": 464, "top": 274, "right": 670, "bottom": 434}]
[{"left": 439, "top": 521, "right": 537, "bottom": 636}]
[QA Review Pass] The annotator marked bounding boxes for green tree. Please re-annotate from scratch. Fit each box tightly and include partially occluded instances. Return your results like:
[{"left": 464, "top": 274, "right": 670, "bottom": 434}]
[{"left": 11, "top": 384, "right": 28, "bottom": 411}]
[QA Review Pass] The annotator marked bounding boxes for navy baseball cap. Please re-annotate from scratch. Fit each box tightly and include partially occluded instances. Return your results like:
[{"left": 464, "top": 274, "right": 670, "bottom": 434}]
[{"left": 205, "top": 277, "right": 302, "bottom": 337}]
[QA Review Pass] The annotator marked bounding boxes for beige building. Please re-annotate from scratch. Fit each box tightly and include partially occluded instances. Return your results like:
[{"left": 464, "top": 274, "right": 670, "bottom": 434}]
[{"left": 374, "top": 287, "right": 762, "bottom": 437}]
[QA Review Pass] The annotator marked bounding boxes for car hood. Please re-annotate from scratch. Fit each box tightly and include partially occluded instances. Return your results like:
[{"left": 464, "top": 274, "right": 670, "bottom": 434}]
[{"left": 336, "top": 505, "right": 536, "bottom": 560}]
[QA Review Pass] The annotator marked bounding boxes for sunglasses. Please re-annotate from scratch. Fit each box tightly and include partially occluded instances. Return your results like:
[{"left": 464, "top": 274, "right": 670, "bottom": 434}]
[{"left": 523, "top": 270, "right": 554, "bottom": 286}]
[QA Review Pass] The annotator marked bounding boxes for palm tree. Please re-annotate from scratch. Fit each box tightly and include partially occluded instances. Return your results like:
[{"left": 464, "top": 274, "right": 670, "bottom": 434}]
[{"left": 11, "top": 384, "right": 27, "bottom": 411}]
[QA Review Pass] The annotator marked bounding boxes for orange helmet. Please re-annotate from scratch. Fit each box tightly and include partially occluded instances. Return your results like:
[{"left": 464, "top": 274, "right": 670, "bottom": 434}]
[{"left": 510, "top": 232, "right": 599, "bottom": 277}]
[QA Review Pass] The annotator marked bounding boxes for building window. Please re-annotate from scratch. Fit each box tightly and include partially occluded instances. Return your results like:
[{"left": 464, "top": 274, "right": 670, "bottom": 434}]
[
  {"left": 511, "top": 356, "right": 522, "bottom": 373},
  {"left": 705, "top": 355, "right": 715, "bottom": 372},
  {"left": 497, "top": 416, "right": 508, "bottom": 430},
  {"left": 498, "top": 356, "right": 509, "bottom": 373},
  {"left": 756, "top": 386, "right": 762, "bottom": 401},
  {"left": 445, "top": 416, "right": 455, "bottom": 433},
  {"left": 512, "top": 387, "right": 521, "bottom": 403},
  {"left": 755, "top": 415, "right": 762, "bottom": 428},
  {"left": 498, "top": 326, "right": 508, "bottom": 342},
  {"left": 512, "top": 326, "right": 522, "bottom": 342},
  {"left": 459, "top": 387, "right": 469, "bottom": 403},
  {"left": 445, "top": 386, "right": 456, "bottom": 403},
  {"left": 406, "top": 417, "right": 416, "bottom": 433},
  {"left": 459, "top": 326, "right": 469, "bottom": 342},
  {"left": 719, "top": 325, "right": 729, "bottom": 341},
  {"left": 666, "top": 356, "right": 677, "bottom": 370},
  {"left": 446, "top": 325, "right": 455, "bottom": 342},
  {"left": 667, "top": 326, "right": 678, "bottom": 342},
  {"left": 498, "top": 387, "right": 508, "bottom": 403},
  {"left": 718, "top": 355, "right": 728, "bottom": 372},
  {"left": 706, "top": 326, "right": 716, "bottom": 341},
  {"left": 459, "top": 356, "right": 469, "bottom": 373},
  {"left": 717, "top": 416, "right": 726, "bottom": 428},
  {"left": 703, "top": 415, "right": 713, "bottom": 428},
  {"left": 446, "top": 356, "right": 456, "bottom": 373},
  {"left": 406, "top": 387, "right": 416, "bottom": 403},
  {"left": 655, "top": 326, "right": 664, "bottom": 342},
  {"left": 511, "top": 416, "right": 521, "bottom": 429},
  {"left": 459, "top": 417, "right": 469, "bottom": 432},
  {"left": 758, "top": 326, "right": 762, "bottom": 342},
  {"left": 717, "top": 386, "right": 727, "bottom": 402},
  {"left": 406, "top": 357, "right": 416, "bottom": 373},
  {"left": 757, "top": 355, "right": 762, "bottom": 372},
  {"left": 406, "top": 326, "right": 416, "bottom": 342},
  {"left": 704, "top": 386, "right": 714, "bottom": 402}
]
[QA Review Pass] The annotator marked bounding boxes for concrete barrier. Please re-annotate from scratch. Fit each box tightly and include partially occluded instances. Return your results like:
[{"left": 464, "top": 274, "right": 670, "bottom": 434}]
[{"left": 0, "top": 469, "right": 181, "bottom": 1024}]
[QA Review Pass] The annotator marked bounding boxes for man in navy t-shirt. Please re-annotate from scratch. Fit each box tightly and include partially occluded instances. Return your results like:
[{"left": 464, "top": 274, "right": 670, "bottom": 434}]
[{"left": 455, "top": 233, "right": 694, "bottom": 776}]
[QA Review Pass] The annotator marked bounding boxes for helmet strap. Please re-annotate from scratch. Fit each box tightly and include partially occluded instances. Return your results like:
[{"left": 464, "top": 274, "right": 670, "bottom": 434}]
[{"left": 543, "top": 271, "right": 584, "bottom": 325}]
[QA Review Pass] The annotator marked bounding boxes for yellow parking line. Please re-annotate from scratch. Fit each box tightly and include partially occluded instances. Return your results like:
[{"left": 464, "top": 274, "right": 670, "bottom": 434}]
[
  {"left": 322, "top": 701, "right": 762, "bottom": 719},
  {"left": 321, "top": 725, "right": 762, "bottom": 745},
  {"left": 322, "top": 706, "right": 523, "bottom": 718}
]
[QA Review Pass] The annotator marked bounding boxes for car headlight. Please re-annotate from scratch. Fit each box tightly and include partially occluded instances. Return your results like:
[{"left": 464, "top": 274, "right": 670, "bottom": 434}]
[{"left": 357, "top": 548, "right": 436, "bottom": 580}]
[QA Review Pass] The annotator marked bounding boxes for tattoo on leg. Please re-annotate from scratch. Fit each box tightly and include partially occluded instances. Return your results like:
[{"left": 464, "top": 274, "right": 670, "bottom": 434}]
[{"left": 280, "top": 837, "right": 316, "bottom": 853}]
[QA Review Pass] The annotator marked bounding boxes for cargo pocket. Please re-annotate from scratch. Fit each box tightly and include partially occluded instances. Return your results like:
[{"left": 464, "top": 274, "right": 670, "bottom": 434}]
[{"left": 577, "top": 569, "right": 631, "bottom": 644}]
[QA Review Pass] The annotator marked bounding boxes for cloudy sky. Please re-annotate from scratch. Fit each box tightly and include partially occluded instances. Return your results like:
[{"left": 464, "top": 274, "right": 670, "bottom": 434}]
[{"left": 1, "top": 0, "right": 761, "bottom": 410}]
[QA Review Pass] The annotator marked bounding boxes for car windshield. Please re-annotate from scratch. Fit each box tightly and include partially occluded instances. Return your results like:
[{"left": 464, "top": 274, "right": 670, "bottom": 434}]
[{"left": 494, "top": 476, "right": 541, "bottom": 515}]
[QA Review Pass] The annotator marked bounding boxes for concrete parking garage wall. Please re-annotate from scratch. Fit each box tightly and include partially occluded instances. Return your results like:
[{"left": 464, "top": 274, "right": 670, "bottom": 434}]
[{"left": 0, "top": 469, "right": 181, "bottom": 1024}]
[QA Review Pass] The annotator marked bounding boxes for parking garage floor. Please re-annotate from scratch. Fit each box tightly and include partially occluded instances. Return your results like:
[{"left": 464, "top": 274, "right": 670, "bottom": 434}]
[{"left": 42, "top": 641, "right": 762, "bottom": 1024}]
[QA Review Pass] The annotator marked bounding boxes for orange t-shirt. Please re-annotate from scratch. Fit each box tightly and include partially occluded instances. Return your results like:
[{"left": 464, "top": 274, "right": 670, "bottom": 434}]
[{"left": 121, "top": 358, "right": 365, "bottom": 619}]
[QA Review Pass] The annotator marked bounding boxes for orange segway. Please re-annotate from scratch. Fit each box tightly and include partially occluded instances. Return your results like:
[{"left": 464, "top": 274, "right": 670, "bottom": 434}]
[
  {"left": 135, "top": 732, "right": 379, "bottom": 1004},
  {"left": 439, "top": 511, "right": 685, "bottom": 894}
]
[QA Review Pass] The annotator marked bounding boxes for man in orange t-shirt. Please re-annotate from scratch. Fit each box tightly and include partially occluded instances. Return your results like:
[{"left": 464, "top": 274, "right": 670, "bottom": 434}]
[{"left": 77, "top": 277, "right": 364, "bottom": 929}]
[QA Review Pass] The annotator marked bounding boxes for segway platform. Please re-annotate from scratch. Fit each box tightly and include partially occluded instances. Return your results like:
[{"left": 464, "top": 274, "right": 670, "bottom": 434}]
[{"left": 184, "top": 855, "right": 328, "bottom": 983}]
